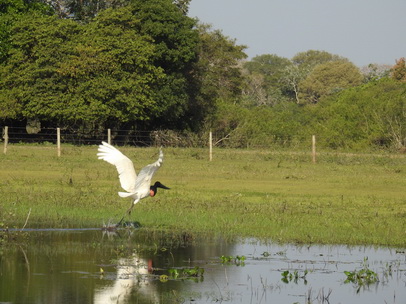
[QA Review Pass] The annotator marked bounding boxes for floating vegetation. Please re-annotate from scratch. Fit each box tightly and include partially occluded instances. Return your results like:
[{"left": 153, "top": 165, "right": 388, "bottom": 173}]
[
  {"left": 1, "top": 228, "right": 405, "bottom": 304},
  {"left": 281, "top": 270, "right": 309, "bottom": 284},
  {"left": 344, "top": 257, "right": 379, "bottom": 292},
  {"left": 166, "top": 266, "right": 205, "bottom": 281},
  {"left": 220, "top": 255, "right": 246, "bottom": 266}
]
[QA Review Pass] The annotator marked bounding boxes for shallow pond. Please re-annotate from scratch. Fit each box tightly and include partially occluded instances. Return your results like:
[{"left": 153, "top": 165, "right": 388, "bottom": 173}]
[{"left": 0, "top": 228, "right": 405, "bottom": 304}]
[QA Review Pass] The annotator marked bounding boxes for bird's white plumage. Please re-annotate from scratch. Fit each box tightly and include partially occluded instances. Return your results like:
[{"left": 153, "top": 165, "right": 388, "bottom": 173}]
[
  {"left": 97, "top": 142, "right": 137, "bottom": 193},
  {"left": 97, "top": 142, "right": 163, "bottom": 204}
]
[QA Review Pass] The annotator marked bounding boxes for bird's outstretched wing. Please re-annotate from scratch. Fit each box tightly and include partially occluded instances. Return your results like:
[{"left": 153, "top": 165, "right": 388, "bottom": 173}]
[
  {"left": 97, "top": 142, "right": 137, "bottom": 193},
  {"left": 134, "top": 149, "right": 163, "bottom": 191}
]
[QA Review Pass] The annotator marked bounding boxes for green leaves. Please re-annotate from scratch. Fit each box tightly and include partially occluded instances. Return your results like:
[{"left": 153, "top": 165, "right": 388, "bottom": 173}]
[
  {"left": 167, "top": 266, "right": 204, "bottom": 280},
  {"left": 344, "top": 269, "right": 378, "bottom": 285},
  {"left": 0, "top": 6, "right": 165, "bottom": 128},
  {"left": 59, "top": 7, "right": 164, "bottom": 124},
  {"left": 0, "top": 0, "right": 217, "bottom": 131},
  {"left": 220, "top": 255, "right": 246, "bottom": 266},
  {"left": 281, "top": 270, "right": 309, "bottom": 284},
  {"left": 314, "top": 78, "right": 406, "bottom": 150},
  {"left": 299, "top": 61, "right": 364, "bottom": 104},
  {"left": 344, "top": 257, "right": 379, "bottom": 293}
]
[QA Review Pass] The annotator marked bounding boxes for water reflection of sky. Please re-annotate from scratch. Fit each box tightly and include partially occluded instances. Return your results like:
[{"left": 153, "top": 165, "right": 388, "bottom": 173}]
[
  {"left": 0, "top": 230, "right": 404, "bottom": 304},
  {"left": 196, "top": 241, "right": 406, "bottom": 304}
]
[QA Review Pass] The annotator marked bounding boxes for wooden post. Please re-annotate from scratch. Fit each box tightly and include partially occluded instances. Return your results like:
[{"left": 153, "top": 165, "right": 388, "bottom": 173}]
[
  {"left": 57, "top": 128, "right": 61, "bottom": 157},
  {"left": 209, "top": 131, "right": 213, "bottom": 161},
  {"left": 3, "top": 126, "right": 8, "bottom": 154},
  {"left": 107, "top": 128, "right": 111, "bottom": 145},
  {"left": 312, "top": 135, "right": 316, "bottom": 163}
]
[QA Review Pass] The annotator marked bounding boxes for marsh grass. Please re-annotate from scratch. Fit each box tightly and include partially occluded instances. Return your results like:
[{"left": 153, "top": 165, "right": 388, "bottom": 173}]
[{"left": 1, "top": 144, "right": 405, "bottom": 246}]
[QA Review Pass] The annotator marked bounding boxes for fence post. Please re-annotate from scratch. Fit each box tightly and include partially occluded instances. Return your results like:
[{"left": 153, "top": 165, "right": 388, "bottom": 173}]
[
  {"left": 3, "top": 126, "right": 8, "bottom": 154},
  {"left": 107, "top": 128, "right": 111, "bottom": 145},
  {"left": 209, "top": 131, "right": 213, "bottom": 161},
  {"left": 312, "top": 135, "right": 316, "bottom": 163},
  {"left": 57, "top": 128, "right": 61, "bottom": 157}
]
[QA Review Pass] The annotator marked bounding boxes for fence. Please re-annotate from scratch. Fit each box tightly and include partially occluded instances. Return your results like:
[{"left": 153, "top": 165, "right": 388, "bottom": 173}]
[
  {"left": 1, "top": 126, "right": 318, "bottom": 162},
  {"left": 1, "top": 126, "right": 156, "bottom": 145}
]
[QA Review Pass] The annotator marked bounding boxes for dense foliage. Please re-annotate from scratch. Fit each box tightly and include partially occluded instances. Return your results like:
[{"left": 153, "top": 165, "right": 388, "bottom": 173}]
[
  {"left": 0, "top": 0, "right": 405, "bottom": 150},
  {"left": 313, "top": 78, "right": 406, "bottom": 150}
]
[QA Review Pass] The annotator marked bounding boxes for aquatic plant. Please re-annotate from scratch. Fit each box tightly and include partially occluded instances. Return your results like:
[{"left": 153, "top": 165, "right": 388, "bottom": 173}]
[
  {"left": 344, "top": 257, "right": 379, "bottom": 292},
  {"left": 281, "top": 269, "right": 309, "bottom": 284},
  {"left": 167, "top": 266, "right": 204, "bottom": 281},
  {"left": 220, "top": 255, "right": 246, "bottom": 266}
]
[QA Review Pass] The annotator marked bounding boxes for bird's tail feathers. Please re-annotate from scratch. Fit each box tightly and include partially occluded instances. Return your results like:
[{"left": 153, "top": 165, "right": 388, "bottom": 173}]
[{"left": 118, "top": 192, "right": 135, "bottom": 198}]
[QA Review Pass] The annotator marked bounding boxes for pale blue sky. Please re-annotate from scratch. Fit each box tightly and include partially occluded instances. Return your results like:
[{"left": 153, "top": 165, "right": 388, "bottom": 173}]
[{"left": 188, "top": 0, "right": 406, "bottom": 67}]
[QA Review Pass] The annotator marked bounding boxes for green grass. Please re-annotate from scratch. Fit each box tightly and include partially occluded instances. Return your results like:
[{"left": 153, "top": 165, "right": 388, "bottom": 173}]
[{"left": 1, "top": 144, "right": 405, "bottom": 247}]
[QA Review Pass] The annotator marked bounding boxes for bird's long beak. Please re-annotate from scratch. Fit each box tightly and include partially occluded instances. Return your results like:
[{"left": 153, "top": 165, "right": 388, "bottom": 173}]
[{"left": 156, "top": 182, "right": 170, "bottom": 189}]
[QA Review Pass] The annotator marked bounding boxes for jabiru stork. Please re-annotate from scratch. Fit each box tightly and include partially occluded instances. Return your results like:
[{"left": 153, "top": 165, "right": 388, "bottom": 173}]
[{"left": 97, "top": 142, "right": 169, "bottom": 225}]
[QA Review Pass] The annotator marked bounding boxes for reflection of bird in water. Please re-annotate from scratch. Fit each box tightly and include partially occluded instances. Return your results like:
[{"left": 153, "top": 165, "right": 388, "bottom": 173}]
[
  {"left": 94, "top": 254, "right": 156, "bottom": 304},
  {"left": 97, "top": 142, "right": 170, "bottom": 225}
]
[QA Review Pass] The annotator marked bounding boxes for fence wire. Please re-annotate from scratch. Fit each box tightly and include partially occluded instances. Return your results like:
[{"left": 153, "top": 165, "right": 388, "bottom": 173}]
[
  {"left": 1, "top": 125, "right": 315, "bottom": 149},
  {"left": 2, "top": 126, "right": 157, "bottom": 146}
]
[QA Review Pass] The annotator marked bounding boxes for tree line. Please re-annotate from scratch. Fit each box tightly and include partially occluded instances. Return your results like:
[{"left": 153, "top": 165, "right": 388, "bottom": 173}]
[{"left": 1, "top": 0, "right": 405, "bottom": 150}]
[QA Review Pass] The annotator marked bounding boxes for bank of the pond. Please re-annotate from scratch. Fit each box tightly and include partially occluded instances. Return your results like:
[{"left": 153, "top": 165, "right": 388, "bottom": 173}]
[{"left": 1, "top": 145, "right": 405, "bottom": 247}]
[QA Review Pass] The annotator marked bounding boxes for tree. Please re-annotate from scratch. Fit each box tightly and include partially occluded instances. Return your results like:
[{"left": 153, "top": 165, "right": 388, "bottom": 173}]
[
  {"left": 173, "top": 0, "right": 191, "bottom": 14},
  {"left": 242, "top": 54, "right": 291, "bottom": 105},
  {"left": 0, "top": 13, "right": 80, "bottom": 122},
  {"left": 126, "top": 0, "right": 201, "bottom": 130},
  {"left": 276, "top": 50, "right": 349, "bottom": 104},
  {"left": 279, "top": 63, "right": 310, "bottom": 104},
  {"left": 292, "top": 49, "right": 347, "bottom": 69},
  {"left": 0, "top": 0, "right": 53, "bottom": 62},
  {"left": 38, "top": 0, "right": 130, "bottom": 20},
  {"left": 196, "top": 24, "right": 246, "bottom": 102},
  {"left": 58, "top": 7, "right": 165, "bottom": 128},
  {"left": 360, "top": 63, "right": 391, "bottom": 82},
  {"left": 391, "top": 57, "right": 406, "bottom": 82},
  {"left": 0, "top": 7, "right": 164, "bottom": 129},
  {"left": 312, "top": 78, "right": 406, "bottom": 150},
  {"left": 299, "top": 61, "right": 363, "bottom": 104},
  {"left": 242, "top": 72, "right": 268, "bottom": 106},
  {"left": 0, "top": 0, "right": 209, "bottom": 131},
  {"left": 244, "top": 54, "right": 291, "bottom": 87},
  {"left": 193, "top": 23, "right": 247, "bottom": 129}
]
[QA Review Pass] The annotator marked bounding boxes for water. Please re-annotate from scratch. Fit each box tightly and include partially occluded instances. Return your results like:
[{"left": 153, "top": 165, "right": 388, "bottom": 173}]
[{"left": 0, "top": 229, "right": 405, "bottom": 304}]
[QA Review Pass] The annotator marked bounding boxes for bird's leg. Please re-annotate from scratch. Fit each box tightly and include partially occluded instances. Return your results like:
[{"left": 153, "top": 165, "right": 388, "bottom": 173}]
[
  {"left": 126, "top": 202, "right": 135, "bottom": 215},
  {"left": 116, "top": 203, "right": 135, "bottom": 227},
  {"left": 116, "top": 215, "right": 125, "bottom": 227}
]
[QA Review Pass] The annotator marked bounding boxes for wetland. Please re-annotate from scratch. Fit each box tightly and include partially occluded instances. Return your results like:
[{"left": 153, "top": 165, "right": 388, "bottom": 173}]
[
  {"left": 1, "top": 145, "right": 405, "bottom": 303},
  {"left": 1, "top": 229, "right": 405, "bottom": 304},
  {"left": 1, "top": 145, "right": 405, "bottom": 246}
]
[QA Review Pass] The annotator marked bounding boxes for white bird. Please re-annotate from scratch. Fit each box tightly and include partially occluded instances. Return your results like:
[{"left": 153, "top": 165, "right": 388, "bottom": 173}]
[
  {"left": 94, "top": 254, "right": 157, "bottom": 304},
  {"left": 97, "top": 142, "right": 169, "bottom": 223}
]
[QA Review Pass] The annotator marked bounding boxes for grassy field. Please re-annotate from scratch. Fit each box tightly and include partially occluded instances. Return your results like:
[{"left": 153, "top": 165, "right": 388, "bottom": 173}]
[{"left": 1, "top": 144, "right": 405, "bottom": 247}]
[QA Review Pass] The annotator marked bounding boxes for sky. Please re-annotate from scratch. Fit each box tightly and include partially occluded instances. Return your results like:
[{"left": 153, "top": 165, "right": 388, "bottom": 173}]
[{"left": 188, "top": 0, "right": 406, "bottom": 67}]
